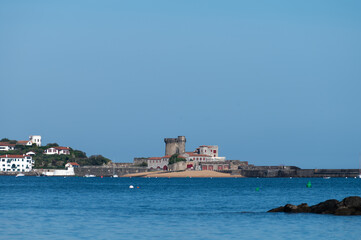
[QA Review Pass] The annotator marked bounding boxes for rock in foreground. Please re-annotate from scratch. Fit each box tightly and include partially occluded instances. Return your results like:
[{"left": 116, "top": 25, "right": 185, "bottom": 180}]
[{"left": 268, "top": 196, "right": 361, "bottom": 215}]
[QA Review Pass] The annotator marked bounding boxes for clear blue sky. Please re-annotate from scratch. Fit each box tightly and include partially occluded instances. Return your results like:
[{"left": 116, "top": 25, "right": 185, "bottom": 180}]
[{"left": 1, "top": 0, "right": 361, "bottom": 168}]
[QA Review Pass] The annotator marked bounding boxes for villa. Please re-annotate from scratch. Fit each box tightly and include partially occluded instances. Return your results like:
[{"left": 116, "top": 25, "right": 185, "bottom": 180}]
[
  {"left": 0, "top": 154, "right": 34, "bottom": 172},
  {"left": 44, "top": 147, "right": 70, "bottom": 155},
  {"left": 0, "top": 142, "right": 15, "bottom": 151}
]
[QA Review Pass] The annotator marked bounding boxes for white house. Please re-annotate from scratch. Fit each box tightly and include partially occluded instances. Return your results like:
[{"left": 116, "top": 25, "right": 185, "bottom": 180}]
[
  {"left": 0, "top": 142, "right": 15, "bottom": 151},
  {"left": 0, "top": 154, "right": 34, "bottom": 172},
  {"left": 26, "top": 151, "right": 36, "bottom": 156},
  {"left": 65, "top": 162, "right": 80, "bottom": 168},
  {"left": 29, "top": 135, "right": 42, "bottom": 147},
  {"left": 44, "top": 147, "right": 70, "bottom": 155},
  {"left": 193, "top": 145, "right": 226, "bottom": 161}
]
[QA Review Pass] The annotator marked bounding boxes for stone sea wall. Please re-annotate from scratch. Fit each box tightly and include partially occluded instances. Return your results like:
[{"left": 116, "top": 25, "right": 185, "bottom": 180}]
[
  {"left": 74, "top": 166, "right": 148, "bottom": 177},
  {"left": 230, "top": 168, "right": 360, "bottom": 178}
]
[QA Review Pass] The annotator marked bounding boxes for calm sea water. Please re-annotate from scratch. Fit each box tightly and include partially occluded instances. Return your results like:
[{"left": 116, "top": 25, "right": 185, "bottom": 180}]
[{"left": 1, "top": 176, "right": 361, "bottom": 240}]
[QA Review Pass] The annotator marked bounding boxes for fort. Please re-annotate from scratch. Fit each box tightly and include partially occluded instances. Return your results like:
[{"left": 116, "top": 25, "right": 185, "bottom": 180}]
[{"left": 164, "top": 136, "right": 186, "bottom": 155}]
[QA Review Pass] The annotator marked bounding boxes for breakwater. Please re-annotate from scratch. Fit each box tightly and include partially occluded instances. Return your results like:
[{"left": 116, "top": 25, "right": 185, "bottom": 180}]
[
  {"left": 74, "top": 166, "right": 148, "bottom": 177},
  {"left": 229, "top": 168, "right": 360, "bottom": 178}
]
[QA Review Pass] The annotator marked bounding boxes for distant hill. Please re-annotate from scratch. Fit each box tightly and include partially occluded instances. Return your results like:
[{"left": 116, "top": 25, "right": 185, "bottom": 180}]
[{"left": 0, "top": 140, "right": 111, "bottom": 169}]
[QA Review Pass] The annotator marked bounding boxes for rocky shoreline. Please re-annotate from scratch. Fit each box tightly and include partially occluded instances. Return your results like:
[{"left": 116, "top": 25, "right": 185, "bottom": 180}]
[{"left": 268, "top": 196, "right": 361, "bottom": 215}]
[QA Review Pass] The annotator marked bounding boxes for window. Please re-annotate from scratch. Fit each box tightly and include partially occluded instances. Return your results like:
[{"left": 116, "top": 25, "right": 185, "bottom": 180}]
[{"left": 213, "top": 150, "right": 216, "bottom": 153}]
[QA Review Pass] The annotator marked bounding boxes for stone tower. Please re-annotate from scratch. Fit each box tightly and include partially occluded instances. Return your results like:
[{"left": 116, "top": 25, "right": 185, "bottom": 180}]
[{"left": 164, "top": 136, "right": 186, "bottom": 156}]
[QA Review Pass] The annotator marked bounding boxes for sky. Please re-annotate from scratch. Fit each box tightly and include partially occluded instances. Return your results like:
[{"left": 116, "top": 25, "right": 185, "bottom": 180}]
[{"left": 1, "top": 0, "right": 361, "bottom": 168}]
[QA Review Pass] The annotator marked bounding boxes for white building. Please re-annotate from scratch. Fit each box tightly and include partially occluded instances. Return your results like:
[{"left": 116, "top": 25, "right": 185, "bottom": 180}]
[
  {"left": 65, "top": 162, "right": 80, "bottom": 168},
  {"left": 147, "top": 157, "right": 169, "bottom": 170},
  {"left": 0, "top": 154, "right": 34, "bottom": 172},
  {"left": 0, "top": 143, "right": 15, "bottom": 151},
  {"left": 29, "top": 135, "right": 42, "bottom": 147},
  {"left": 42, "top": 162, "right": 78, "bottom": 176},
  {"left": 194, "top": 145, "right": 225, "bottom": 161},
  {"left": 44, "top": 147, "right": 70, "bottom": 155}
]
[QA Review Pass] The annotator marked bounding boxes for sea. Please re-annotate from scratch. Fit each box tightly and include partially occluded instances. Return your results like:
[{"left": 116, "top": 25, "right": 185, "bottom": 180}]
[{"left": 1, "top": 176, "right": 361, "bottom": 240}]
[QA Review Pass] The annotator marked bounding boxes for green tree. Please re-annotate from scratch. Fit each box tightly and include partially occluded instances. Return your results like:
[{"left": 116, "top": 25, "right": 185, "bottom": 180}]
[
  {"left": 169, "top": 154, "right": 186, "bottom": 165},
  {"left": 46, "top": 143, "right": 59, "bottom": 147}
]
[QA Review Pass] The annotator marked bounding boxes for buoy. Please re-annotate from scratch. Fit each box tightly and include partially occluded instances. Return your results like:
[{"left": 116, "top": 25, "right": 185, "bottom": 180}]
[
  {"left": 101, "top": 176, "right": 103, "bottom": 178},
  {"left": 306, "top": 181, "right": 312, "bottom": 188},
  {"left": 129, "top": 185, "right": 134, "bottom": 189},
  {"left": 137, "top": 186, "right": 139, "bottom": 188},
  {"left": 256, "top": 187, "right": 260, "bottom": 191}
]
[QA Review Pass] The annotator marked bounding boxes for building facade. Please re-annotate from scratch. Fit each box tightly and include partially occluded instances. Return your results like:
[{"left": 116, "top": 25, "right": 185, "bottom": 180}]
[
  {"left": 29, "top": 135, "right": 42, "bottom": 147},
  {"left": 0, "top": 154, "right": 34, "bottom": 172},
  {"left": 147, "top": 157, "right": 169, "bottom": 170},
  {"left": 44, "top": 147, "right": 70, "bottom": 155},
  {"left": 0, "top": 143, "right": 15, "bottom": 151}
]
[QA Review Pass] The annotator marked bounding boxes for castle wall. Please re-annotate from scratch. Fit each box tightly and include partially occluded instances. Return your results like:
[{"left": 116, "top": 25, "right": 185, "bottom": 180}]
[{"left": 164, "top": 136, "right": 186, "bottom": 156}]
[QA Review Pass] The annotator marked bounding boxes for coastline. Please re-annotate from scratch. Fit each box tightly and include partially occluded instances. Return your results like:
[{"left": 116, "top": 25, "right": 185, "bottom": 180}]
[{"left": 123, "top": 170, "right": 244, "bottom": 178}]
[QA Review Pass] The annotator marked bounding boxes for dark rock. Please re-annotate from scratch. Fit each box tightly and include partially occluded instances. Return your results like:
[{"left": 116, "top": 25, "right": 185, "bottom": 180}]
[
  {"left": 267, "top": 206, "right": 284, "bottom": 212},
  {"left": 334, "top": 207, "right": 355, "bottom": 216},
  {"left": 341, "top": 196, "right": 361, "bottom": 209},
  {"left": 310, "top": 199, "right": 339, "bottom": 214},
  {"left": 296, "top": 203, "right": 311, "bottom": 213},
  {"left": 284, "top": 204, "right": 298, "bottom": 213},
  {"left": 268, "top": 196, "right": 361, "bottom": 215}
]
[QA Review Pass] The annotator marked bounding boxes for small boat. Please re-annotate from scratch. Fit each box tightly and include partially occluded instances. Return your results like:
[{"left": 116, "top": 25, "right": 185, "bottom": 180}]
[
  {"left": 323, "top": 177, "right": 331, "bottom": 179},
  {"left": 84, "top": 174, "right": 96, "bottom": 178},
  {"left": 112, "top": 165, "right": 118, "bottom": 178},
  {"left": 16, "top": 173, "right": 25, "bottom": 177}
]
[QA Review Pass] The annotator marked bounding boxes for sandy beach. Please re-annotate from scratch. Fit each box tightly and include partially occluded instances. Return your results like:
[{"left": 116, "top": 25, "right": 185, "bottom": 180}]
[{"left": 123, "top": 170, "right": 243, "bottom": 178}]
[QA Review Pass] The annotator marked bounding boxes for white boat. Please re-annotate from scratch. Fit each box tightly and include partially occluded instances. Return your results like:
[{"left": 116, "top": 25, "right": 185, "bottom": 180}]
[
  {"left": 16, "top": 173, "right": 25, "bottom": 177},
  {"left": 84, "top": 174, "right": 96, "bottom": 178},
  {"left": 323, "top": 177, "right": 331, "bottom": 179},
  {"left": 112, "top": 165, "right": 118, "bottom": 178}
]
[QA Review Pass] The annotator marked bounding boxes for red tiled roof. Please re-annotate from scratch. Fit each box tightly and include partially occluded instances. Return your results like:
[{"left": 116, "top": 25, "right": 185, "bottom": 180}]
[
  {"left": 17, "top": 141, "right": 30, "bottom": 145},
  {"left": 68, "top": 162, "right": 80, "bottom": 166},
  {"left": 0, "top": 155, "right": 30, "bottom": 158},
  {"left": 54, "top": 147, "right": 70, "bottom": 150},
  {"left": 148, "top": 157, "right": 162, "bottom": 160},
  {"left": 161, "top": 155, "right": 172, "bottom": 158},
  {"left": 0, "top": 142, "right": 15, "bottom": 147},
  {"left": 184, "top": 152, "right": 210, "bottom": 157}
]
